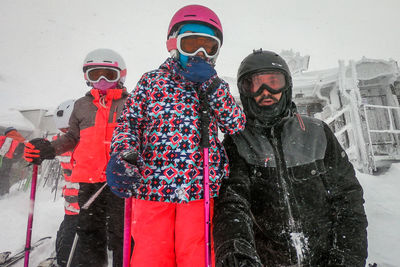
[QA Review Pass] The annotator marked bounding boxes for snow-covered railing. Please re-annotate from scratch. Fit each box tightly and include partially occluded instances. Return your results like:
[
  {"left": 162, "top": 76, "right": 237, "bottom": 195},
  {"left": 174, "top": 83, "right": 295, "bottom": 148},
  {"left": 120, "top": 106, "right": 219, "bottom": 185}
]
[
  {"left": 362, "top": 104, "right": 400, "bottom": 171},
  {"left": 324, "top": 106, "right": 350, "bottom": 125},
  {"left": 324, "top": 106, "right": 365, "bottom": 171}
]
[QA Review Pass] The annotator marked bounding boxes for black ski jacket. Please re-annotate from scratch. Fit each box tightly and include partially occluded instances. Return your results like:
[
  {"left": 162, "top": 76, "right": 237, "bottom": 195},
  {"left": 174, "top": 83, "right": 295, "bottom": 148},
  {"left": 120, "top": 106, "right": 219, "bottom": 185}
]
[{"left": 213, "top": 115, "right": 368, "bottom": 267}]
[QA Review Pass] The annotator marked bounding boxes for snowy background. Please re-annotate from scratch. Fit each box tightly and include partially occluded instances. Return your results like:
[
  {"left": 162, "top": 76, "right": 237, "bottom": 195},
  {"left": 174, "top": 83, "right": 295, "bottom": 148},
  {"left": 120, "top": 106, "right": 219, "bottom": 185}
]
[
  {"left": 1, "top": 0, "right": 400, "bottom": 113},
  {"left": 1, "top": 0, "right": 400, "bottom": 266}
]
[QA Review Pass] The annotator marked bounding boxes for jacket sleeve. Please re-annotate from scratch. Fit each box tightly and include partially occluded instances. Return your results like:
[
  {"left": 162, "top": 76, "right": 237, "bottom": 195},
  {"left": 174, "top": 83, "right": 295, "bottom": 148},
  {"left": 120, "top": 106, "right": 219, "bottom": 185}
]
[
  {"left": 322, "top": 123, "right": 368, "bottom": 267},
  {"left": 51, "top": 103, "right": 81, "bottom": 155},
  {"left": 200, "top": 77, "right": 246, "bottom": 135},
  {"left": 110, "top": 75, "right": 148, "bottom": 156},
  {"left": 213, "top": 135, "right": 263, "bottom": 267},
  {"left": 13, "top": 142, "right": 25, "bottom": 159}
]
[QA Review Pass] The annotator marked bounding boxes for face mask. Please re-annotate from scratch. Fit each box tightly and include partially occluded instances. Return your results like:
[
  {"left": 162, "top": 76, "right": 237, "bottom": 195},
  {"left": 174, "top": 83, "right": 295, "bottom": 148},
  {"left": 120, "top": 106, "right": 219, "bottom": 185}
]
[{"left": 93, "top": 79, "right": 118, "bottom": 94}]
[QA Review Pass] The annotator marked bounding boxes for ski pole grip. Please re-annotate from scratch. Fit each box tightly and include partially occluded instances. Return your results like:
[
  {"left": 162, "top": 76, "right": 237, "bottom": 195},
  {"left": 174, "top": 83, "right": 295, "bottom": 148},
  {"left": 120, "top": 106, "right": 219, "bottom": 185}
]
[
  {"left": 200, "top": 109, "right": 210, "bottom": 148},
  {"left": 198, "top": 78, "right": 220, "bottom": 148}
]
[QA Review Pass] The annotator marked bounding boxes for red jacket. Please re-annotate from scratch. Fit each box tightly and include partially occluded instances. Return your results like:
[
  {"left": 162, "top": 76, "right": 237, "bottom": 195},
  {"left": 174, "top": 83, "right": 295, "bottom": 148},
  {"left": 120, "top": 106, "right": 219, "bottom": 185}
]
[
  {"left": 0, "top": 136, "right": 21, "bottom": 159},
  {"left": 52, "top": 88, "right": 128, "bottom": 183}
]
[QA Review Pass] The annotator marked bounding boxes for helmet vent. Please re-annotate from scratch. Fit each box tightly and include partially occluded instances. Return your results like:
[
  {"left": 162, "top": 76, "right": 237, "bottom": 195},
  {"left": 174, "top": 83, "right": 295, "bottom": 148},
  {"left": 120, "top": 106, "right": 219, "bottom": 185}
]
[
  {"left": 209, "top": 18, "right": 218, "bottom": 24},
  {"left": 56, "top": 110, "right": 64, "bottom": 117},
  {"left": 184, "top": 14, "right": 196, "bottom": 17},
  {"left": 103, "top": 60, "right": 112, "bottom": 63}
]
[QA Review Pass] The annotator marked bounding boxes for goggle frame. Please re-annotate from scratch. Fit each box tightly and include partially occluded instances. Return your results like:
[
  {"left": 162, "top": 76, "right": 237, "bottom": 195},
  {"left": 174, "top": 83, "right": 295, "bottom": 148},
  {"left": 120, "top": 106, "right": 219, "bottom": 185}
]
[
  {"left": 239, "top": 71, "right": 288, "bottom": 97},
  {"left": 176, "top": 32, "right": 221, "bottom": 59},
  {"left": 85, "top": 67, "right": 121, "bottom": 83}
]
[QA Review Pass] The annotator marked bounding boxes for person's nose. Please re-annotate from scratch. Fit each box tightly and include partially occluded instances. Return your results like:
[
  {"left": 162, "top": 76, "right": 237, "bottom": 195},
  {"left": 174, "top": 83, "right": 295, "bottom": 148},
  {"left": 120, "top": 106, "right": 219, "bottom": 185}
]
[
  {"left": 195, "top": 51, "right": 206, "bottom": 59},
  {"left": 260, "top": 88, "right": 271, "bottom": 96}
]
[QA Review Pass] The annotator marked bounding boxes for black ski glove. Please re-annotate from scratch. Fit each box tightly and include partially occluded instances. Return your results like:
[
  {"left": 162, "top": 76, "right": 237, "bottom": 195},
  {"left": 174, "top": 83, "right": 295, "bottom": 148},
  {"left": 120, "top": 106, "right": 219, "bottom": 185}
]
[
  {"left": 216, "top": 240, "right": 263, "bottom": 267},
  {"left": 24, "top": 138, "right": 56, "bottom": 165}
]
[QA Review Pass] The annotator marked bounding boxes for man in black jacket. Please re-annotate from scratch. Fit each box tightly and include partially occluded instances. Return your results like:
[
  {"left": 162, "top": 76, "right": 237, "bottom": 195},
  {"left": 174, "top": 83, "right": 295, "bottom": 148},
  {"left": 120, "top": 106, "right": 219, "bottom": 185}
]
[{"left": 213, "top": 49, "right": 368, "bottom": 267}]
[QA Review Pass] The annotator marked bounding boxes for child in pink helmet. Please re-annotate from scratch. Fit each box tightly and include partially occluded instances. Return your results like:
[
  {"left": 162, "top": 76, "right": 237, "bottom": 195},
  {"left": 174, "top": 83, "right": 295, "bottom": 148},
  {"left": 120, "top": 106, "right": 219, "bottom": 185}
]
[{"left": 106, "top": 4, "right": 246, "bottom": 267}]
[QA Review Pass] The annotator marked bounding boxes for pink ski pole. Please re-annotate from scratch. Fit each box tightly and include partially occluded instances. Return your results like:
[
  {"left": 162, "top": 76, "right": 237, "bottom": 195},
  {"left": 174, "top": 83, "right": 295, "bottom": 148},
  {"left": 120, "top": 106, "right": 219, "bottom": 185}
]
[
  {"left": 121, "top": 150, "right": 138, "bottom": 267},
  {"left": 198, "top": 89, "right": 212, "bottom": 267},
  {"left": 203, "top": 148, "right": 211, "bottom": 267},
  {"left": 24, "top": 164, "right": 39, "bottom": 267},
  {"left": 123, "top": 198, "right": 133, "bottom": 267}
]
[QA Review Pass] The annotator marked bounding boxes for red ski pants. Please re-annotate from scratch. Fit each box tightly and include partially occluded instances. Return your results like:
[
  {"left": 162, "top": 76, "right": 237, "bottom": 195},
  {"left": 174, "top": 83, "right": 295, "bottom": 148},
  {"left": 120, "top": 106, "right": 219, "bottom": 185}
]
[{"left": 130, "top": 198, "right": 215, "bottom": 267}]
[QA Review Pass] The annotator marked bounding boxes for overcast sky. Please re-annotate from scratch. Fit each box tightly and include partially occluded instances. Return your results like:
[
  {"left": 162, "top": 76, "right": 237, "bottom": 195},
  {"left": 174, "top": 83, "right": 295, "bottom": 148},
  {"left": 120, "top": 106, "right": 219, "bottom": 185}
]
[{"left": 0, "top": 0, "right": 399, "bottom": 113}]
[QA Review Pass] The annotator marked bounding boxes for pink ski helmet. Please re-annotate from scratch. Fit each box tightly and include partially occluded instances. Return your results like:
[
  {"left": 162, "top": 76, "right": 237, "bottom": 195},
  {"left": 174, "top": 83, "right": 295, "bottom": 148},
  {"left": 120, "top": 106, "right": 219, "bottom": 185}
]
[{"left": 167, "top": 5, "right": 223, "bottom": 44}]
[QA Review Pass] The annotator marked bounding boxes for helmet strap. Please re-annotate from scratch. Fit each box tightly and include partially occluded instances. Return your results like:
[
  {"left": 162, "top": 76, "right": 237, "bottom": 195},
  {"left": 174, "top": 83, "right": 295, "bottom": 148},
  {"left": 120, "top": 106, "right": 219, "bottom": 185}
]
[{"left": 167, "top": 30, "right": 180, "bottom": 59}]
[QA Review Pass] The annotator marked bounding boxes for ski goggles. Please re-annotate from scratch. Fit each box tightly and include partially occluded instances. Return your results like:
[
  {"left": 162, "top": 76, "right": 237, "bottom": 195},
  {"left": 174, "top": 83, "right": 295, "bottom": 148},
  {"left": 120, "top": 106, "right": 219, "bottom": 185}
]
[
  {"left": 239, "top": 71, "right": 287, "bottom": 97},
  {"left": 167, "top": 33, "right": 221, "bottom": 59},
  {"left": 85, "top": 67, "right": 120, "bottom": 83}
]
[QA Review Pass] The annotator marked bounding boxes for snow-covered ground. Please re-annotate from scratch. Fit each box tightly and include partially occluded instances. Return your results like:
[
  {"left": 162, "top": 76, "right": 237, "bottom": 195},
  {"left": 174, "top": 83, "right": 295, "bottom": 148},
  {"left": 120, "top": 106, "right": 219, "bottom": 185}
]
[
  {"left": 0, "top": 176, "right": 64, "bottom": 267},
  {"left": 0, "top": 163, "right": 399, "bottom": 267},
  {"left": 357, "top": 164, "right": 400, "bottom": 267}
]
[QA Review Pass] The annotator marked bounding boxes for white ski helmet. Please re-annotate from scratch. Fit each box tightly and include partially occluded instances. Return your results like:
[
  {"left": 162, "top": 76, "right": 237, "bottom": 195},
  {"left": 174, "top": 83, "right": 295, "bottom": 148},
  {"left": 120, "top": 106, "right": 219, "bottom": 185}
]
[
  {"left": 54, "top": 99, "right": 75, "bottom": 130},
  {"left": 83, "top": 48, "right": 127, "bottom": 85}
]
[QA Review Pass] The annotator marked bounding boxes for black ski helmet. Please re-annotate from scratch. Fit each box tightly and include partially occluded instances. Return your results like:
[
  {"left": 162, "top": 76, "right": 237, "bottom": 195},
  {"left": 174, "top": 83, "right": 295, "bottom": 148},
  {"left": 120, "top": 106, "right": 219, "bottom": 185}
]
[{"left": 237, "top": 49, "right": 293, "bottom": 125}]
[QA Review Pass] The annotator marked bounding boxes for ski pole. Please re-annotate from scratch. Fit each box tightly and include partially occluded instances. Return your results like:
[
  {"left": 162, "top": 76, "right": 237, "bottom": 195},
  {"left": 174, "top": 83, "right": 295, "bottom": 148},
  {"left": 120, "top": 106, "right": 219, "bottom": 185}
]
[
  {"left": 66, "top": 183, "right": 107, "bottom": 267},
  {"left": 121, "top": 150, "right": 138, "bottom": 267},
  {"left": 123, "top": 198, "right": 132, "bottom": 267},
  {"left": 24, "top": 164, "right": 39, "bottom": 267},
  {"left": 203, "top": 147, "right": 211, "bottom": 267},
  {"left": 199, "top": 90, "right": 211, "bottom": 267}
]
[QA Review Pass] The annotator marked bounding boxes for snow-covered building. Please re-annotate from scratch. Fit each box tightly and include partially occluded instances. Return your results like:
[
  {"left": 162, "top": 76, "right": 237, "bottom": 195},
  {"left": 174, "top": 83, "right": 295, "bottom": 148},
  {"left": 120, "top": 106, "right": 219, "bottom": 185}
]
[
  {"left": 0, "top": 108, "right": 57, "bottom": 139},
  {"left": 285, "top": 51, "right": 400, "bottom": 173}
]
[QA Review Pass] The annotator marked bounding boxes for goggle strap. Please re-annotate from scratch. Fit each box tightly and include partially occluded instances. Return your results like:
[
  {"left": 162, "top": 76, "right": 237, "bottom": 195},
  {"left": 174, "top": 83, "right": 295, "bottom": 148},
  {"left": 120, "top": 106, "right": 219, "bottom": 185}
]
[
  {"left": 166, "top": 38, "right": 177, "bottom": 52},
  {"left": 84, "top": 62, "right": 120, "bottom": 69}
]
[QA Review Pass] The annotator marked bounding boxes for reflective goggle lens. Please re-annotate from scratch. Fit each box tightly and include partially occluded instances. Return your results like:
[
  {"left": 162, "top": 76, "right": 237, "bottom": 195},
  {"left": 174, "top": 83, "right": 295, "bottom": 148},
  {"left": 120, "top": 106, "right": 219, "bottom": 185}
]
[
  {"left": 251, "top": 72, "right": 286, "bottom": 92},
  {"left": 178, "top": 33, "right": 220, "bottom": 58},
  {"left": 87, "top": 68, "right": 120, "bottom": 83},
  {"left": 240, "top": 72, "right": 286, "bottom": 96}
]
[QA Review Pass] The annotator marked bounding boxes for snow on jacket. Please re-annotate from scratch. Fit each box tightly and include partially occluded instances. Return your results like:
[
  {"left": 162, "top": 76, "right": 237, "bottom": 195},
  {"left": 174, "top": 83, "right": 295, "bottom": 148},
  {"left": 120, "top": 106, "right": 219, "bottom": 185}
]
[
  {"left": 213, "top": 115, "right": 368, "bottom": 267},
  {"left": 110, "top": 58, "right": 246, "bottom": 203},
  {"left": 52, "top": 88, "right": 128, "bottom": 183}
]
